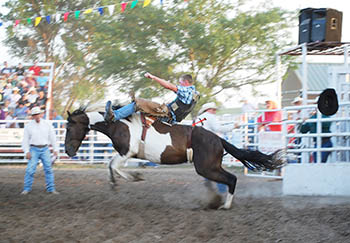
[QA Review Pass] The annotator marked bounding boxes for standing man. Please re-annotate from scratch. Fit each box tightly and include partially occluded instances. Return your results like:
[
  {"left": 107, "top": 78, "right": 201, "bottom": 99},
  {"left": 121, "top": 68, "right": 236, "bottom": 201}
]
[
  {"left": 21, "top": 106, "right": 59, "bottom": 195},
  {"left": 104, "top": 72, "right": 199, "bottom": 124}
]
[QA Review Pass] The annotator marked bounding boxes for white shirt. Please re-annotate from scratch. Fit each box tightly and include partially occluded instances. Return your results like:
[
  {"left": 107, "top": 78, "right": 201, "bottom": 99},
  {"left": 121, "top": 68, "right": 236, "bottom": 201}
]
[
  {"left": 196, "top": 112, "right": 234, "bottom": 134},
  {"left": 22, "top": 119, "right": 58, "bottom": 153}
]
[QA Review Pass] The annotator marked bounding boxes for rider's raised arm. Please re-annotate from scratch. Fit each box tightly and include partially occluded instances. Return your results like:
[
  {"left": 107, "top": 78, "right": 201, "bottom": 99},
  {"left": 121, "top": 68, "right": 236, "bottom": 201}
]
[{"left": 144, "top": 72, "right": 178, "bottom": 92}]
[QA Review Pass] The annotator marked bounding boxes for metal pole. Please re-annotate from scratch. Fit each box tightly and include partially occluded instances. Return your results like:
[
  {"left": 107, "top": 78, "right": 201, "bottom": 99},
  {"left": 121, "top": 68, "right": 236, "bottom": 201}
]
[
  {"left": 301, "top": 43, "right": 308, "bottom": 107},
  {"left": 301, "top": 43, "right": 308, "bottom": 163},
  {"left": 276, "top": 54, "right": 282, "bottom": 108}
]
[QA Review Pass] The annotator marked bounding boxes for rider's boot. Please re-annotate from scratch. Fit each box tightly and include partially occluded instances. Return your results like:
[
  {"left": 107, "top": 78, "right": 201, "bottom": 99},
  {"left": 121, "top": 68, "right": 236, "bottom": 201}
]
[{"left": 104, "top": 101, "right": 115, "bottom": 122}]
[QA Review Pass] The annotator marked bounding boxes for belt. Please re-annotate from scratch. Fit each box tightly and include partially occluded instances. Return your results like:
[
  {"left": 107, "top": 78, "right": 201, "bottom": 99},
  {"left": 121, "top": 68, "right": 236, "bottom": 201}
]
[{"left": 30, "top": 144, "right": 48, "bottom": 148}]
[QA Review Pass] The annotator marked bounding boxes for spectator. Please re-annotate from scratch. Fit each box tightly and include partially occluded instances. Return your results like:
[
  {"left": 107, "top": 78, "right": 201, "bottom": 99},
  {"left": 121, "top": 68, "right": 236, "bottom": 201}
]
[
  {"left": 291, "top": 96, "right": 303, "bottom": 120},
  {"left": 21, "top": 106, "right": 59, "bottom": 195},
  {"left": 196, "top": 102, "right": 236, "bottom": 195},
  {"left": 18, "top": 80, "right": 28, "bottom": 95},
  {"left": 300, "top": 111, "right": 332, "bottom": 163},
  {"left": 50, "top": 109, "right": 64, "bottom": 130},
  {"left": 1, "top": 61, "right": 12, "bottom": 75},
  {"left": 28, "top": 61, "right": 41, "bottom": 76},
  {"left": 257, "top": 100, "right": 282, "bottom": 132},
  {"left": 27, "top": 87, "right": 39, "bottom": 104},
  {"left": 36, "top": 71, "right": 48, "bottom": 91},
  {"left": 240, "top": 98, "right": 256, "bottom": 125},
  {"left": 14, "top": 102, "right": 29, "bottom": 127},
  {"left": 35, "top": 90, "right": 47, "bottom": 110},
  {"left": 3, "top": 84, "right": 13, "bottom": 101},
  {"left": 9, "top": 73, "right": 19, "bottom": 87},
  {"left": 14, "top": 63, "right": 25, "bottom": 77},
  {"left": 19, "top": 93, "right": 31, "bottom": 108},
  {"left": 0, "top": 87, "right": 4, "bottom": 104},
  {"left": 241, "top": 98, "right": 256, "bottom": 115},
  {"left": 5, "top": 109, "right": 18, "bottom": 128},
  {"left": 0, "top": 105, "right": 6, "bottom": 126},
  {"left": 8, "top": 87, "right": 21, "bottom": 110},
  {"left": 25, "top": 73, "right": 37, "bottom": 87}
]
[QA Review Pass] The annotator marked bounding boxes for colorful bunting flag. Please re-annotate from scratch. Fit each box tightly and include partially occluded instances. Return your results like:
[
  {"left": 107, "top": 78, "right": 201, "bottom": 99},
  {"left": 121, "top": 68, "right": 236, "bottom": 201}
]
[
  {"left": 143, "top": 0, "right": 151, "bottom": 7},
  {"left": 131, "top": 0, "right": 138, "bottom": 9},
  {"left": 46, "top": 15, "right": 51, "bottom": 24},
  {"left": 75, "top": 10, "right": 80, "bottom": 19},
  {"left": 84, "top": 8, "right": 93, "bottom": 14},
  {"left": 63, "top": 12, "right": 69, "bottom": 22},
  {"left": 108, "top": 5, "right": 115, "bottom": 15},
  {"left": 121, "top": 3, "right": 128, "bottom": 13},
  {"left": 0, "top": 0, "right": 171, "bottom": 28},
  {"left": 34, "top": 17, "right": 41, "bottom": 26},
  {"left": 55, "top": 14, "right": 61, "bottom": 22}
]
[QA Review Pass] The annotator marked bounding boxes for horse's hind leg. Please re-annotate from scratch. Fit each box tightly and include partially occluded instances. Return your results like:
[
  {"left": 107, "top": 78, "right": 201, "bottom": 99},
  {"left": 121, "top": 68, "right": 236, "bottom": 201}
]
[
  {"left": 203, "top": 179, "right": 224, "bottom": 209},
  {"left": 194, "top": 157, "right": 237, "bottom": 210}
]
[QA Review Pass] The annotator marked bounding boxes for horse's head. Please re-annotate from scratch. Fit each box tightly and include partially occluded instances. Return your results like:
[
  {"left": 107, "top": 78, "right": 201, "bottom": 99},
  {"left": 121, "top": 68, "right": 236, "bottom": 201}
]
[{"left": 65, "top": 109, "right": 90, "bottom": 157}]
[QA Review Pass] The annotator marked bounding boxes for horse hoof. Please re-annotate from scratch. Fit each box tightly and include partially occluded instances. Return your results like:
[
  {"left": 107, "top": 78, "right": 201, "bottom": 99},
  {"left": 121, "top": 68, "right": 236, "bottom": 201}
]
[
  {"left": 131, "top": 172, "right": 144, "bottom": 181},
  {"left": 206, "top": 195, "right": 222, "bottom": 210},
  {"left": 109, "top": 182, "right": 117, "bottom": 190},
  {"left": 218, "top": 205, "right": 230, "bottom": 210}
]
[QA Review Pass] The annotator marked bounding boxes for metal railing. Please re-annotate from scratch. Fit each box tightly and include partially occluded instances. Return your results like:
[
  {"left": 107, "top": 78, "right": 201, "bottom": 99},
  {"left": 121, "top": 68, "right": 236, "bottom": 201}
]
[{"left": 1, "top": 102, "right": 350, "bottom": 166}]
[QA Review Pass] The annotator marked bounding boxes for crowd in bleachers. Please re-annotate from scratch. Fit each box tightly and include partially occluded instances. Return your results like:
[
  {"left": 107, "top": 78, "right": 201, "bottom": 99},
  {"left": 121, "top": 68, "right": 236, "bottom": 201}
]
[{"left": 0, "top": 61, "right": 49, "bottom": 128}]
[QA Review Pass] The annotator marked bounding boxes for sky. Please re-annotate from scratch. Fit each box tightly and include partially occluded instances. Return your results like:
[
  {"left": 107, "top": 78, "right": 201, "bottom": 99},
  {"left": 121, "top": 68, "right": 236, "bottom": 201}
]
[{"left": 1, "top": 0, "right": 349, "bottom": 107}]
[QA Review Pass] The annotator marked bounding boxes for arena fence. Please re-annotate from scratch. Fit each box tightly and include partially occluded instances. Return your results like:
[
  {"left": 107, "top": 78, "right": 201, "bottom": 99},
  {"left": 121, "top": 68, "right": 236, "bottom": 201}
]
[{"left": 1, "top": 103, "right": 350, "bottom": 170}]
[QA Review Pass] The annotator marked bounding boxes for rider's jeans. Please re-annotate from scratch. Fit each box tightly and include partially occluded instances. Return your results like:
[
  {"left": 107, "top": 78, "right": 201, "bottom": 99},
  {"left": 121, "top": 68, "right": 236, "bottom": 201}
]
[{"left": 113, "top": 102, "right": 136, "bottom": 121}]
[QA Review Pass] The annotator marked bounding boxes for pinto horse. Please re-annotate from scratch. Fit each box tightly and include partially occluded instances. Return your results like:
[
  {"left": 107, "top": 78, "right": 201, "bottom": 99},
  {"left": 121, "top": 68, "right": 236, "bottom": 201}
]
[{"left": 65, "top": 108, "right": 285, "bottom": 209}]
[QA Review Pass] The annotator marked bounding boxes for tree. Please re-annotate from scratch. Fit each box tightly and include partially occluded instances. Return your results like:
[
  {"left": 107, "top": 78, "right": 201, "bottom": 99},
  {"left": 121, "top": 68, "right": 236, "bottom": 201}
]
[
  {"left": 91, "top": 0, "right": 294, "bottom": 113},
  {"left": 0, "top": 0, "right": 109, "bottom": 115},
  {"left": 1, "top": 0, "right": 294, "bottom": 116}
]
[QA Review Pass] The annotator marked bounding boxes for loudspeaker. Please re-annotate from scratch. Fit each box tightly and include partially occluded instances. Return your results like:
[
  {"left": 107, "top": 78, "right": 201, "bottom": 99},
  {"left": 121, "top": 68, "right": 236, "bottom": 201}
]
[
  {"left": 298, "top": 8, "right": 342, "bottom": 44},
  {"left": 298, "top": 8, "right": 314, "bottom": 44},
  {"left": 311, "top": 8, "right": 342, "bottom": 42}
]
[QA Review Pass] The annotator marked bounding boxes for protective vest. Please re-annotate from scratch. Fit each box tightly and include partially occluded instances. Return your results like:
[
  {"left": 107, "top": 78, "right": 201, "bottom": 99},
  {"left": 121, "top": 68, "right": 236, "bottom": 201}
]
[{"left": 169, "top": 91, "right": 199, "bottom": 122}]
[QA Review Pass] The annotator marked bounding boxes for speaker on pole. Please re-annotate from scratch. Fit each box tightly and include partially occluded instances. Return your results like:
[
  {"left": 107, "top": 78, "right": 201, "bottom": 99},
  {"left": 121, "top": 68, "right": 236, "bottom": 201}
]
[
  {"left": 298, "top": 8, "right": 314, "bottom": 44},
  {"left": 298, "top": 8, "right": 342, "bottom": 44},
  {"left": 311, "top": 8, "right": 342, "bottom": 42}
]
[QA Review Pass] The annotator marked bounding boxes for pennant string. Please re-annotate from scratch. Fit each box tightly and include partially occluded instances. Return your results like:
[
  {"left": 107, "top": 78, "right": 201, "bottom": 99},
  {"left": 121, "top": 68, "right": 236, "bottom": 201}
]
[{"left": 0, "top": 0, "right": 169, "bottom": 28}]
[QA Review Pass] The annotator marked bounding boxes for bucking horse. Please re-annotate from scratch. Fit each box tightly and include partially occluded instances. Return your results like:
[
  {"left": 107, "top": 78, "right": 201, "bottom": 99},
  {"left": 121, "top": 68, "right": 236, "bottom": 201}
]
[{"left": 65, "top": 108, "right": 285, "bottom": 209}]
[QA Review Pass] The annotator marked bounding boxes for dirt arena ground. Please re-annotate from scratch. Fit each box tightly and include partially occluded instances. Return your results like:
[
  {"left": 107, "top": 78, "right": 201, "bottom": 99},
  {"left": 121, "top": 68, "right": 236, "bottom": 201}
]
[{"left": 1, "top": 165, "right": 350, "bottom": 243}]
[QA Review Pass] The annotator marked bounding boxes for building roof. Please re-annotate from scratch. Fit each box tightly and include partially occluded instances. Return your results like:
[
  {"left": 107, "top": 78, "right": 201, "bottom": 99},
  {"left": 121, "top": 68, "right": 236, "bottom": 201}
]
[{"left": 294, "top": 63, "right": 344, "bottom": 91}]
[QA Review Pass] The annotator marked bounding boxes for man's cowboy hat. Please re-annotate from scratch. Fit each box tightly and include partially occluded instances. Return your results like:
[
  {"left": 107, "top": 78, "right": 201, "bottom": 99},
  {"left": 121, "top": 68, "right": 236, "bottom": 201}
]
[
  {"left": 292, "top": 96, "right": 302, "bottom": 104},
  {"left": 31, "top": 107, "right": 43, "bottom": 116},
  {"left": 317, "top": 88, "right": 339, "bottom": 116},
  {"left": 198, "top": 102, "right": 217, "bottom": 115}
]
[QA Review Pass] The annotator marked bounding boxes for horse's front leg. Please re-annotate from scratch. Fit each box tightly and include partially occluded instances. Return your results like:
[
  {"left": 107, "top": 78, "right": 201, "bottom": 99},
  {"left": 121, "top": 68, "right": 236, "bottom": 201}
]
[
  {"left": 108, "top": 155, "right": 119, "bottom": 188},
  {"left": 109, "top": 154, "right": 143, "bottom": 183}
]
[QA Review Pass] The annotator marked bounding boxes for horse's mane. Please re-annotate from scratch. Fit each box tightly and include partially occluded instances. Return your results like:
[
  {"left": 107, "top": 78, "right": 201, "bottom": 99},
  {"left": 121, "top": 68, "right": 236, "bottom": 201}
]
[{"left": 70, "top": 102, "right": 123, "bottom": 117}]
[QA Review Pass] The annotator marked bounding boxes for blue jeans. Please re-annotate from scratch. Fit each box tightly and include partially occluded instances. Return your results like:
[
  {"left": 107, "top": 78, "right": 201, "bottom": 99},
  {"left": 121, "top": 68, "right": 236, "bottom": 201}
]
[
  {"left": 313, "top": 139, "right": 333, "bottom": 163},
  {"left": 113, "top": 102, "right": 136, "bottom": 120},
  {"left": 23, "top": 146, "right": 56, "bottom": 192}
]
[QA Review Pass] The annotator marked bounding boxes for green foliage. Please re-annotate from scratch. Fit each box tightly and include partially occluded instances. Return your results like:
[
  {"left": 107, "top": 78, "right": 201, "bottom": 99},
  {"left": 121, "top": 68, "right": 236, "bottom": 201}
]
[{"left": 1, "top": 0, "right": 294, "bottom": 116}]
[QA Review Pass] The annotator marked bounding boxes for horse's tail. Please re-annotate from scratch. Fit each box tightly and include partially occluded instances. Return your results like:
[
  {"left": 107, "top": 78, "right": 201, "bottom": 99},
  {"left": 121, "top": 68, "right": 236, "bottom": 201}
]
[{"left": 220, "top": 138, "right": 286, "bottom": 171}]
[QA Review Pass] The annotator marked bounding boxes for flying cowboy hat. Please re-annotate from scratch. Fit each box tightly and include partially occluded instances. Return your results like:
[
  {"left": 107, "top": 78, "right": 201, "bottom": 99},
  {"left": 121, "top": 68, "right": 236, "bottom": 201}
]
[{"left": 317, "top": 88, "right": 339, "bottom": 116}]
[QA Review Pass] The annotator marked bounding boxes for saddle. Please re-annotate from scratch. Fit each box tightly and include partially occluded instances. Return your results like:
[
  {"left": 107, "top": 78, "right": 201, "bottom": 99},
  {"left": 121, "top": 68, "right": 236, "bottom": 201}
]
[{"left": 134, "top": 98, "right": 170, "bottom": 118}]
